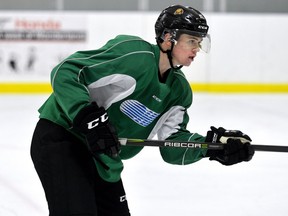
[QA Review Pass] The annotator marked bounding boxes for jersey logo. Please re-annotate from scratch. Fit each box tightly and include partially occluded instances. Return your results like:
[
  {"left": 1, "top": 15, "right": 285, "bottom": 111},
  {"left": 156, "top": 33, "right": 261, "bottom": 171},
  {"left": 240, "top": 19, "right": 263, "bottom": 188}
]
[
  {"left": 120, "top": 100, "right": 159, "bottom": 127},
  {"left": 152, "top": 95, "right": 162, "bottom": 102}
]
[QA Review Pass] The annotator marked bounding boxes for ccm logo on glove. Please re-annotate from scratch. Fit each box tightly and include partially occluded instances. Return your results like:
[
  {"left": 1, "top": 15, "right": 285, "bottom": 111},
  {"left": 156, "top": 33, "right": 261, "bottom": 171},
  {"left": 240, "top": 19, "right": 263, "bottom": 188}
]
[
  {"left": 87, "top": 112, "right": 108, "bottom": 129},
  {"left": 73, "top": 103, "right": 121, "bottom": 158}
]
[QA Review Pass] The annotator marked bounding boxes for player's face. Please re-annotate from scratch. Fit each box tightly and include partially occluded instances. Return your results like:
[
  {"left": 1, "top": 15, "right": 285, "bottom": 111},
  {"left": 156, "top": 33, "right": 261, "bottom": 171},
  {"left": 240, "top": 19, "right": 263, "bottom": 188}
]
[{"left": 172, "top": 34, "right": 202, "bottom": 66}]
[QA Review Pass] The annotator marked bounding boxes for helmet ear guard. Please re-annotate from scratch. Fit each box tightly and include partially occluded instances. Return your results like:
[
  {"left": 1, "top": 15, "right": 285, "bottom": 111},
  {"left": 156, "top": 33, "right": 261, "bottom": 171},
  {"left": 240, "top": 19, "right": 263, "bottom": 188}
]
[{"left": 159, "top": 28, "right": 177, "bottom": 43}]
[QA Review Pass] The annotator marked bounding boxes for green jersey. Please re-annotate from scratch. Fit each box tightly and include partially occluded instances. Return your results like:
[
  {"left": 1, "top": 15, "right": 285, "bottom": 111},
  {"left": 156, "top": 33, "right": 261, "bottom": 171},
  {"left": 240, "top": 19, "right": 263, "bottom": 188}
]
[{"left": 39, "top": 35, "right": 207, "bottom": 182}]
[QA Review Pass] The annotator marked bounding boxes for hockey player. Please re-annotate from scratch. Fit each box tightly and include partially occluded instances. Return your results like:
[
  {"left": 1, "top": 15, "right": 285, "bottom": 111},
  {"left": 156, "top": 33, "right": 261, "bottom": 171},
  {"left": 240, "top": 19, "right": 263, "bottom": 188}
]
[{"left": 31, "top": 5, "right": 254, "bottom": 216}]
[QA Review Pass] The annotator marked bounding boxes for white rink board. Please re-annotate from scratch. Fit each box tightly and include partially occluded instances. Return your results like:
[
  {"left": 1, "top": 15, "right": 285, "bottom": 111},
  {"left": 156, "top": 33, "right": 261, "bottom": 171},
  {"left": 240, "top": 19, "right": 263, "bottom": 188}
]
[{"left": 0, "top": 12, "right": 288, "bottom": 84}]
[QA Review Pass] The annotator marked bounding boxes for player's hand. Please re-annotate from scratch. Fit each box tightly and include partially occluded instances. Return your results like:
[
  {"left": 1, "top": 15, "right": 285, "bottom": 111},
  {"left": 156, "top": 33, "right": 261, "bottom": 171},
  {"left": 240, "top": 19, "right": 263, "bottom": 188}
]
[
  {"left": 205, "top": 126, "right": 254, "bottom": 165},
  {"left": 73, "top": 102, "right": 120, "bottom": 158}
]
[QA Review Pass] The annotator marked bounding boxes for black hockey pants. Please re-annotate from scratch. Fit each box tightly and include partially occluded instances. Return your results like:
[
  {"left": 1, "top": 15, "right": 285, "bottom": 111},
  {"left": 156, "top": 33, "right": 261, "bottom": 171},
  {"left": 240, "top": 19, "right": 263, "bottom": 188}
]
[{"left": 30, "top": 119, "right": 130, "bottom": 216}]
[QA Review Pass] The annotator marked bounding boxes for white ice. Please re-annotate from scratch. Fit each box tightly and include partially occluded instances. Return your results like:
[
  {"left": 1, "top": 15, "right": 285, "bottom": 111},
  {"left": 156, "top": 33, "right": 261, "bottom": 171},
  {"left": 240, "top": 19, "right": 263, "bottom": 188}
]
[{"left": 1, "top": 93, "right": 288, "bottom": 216}]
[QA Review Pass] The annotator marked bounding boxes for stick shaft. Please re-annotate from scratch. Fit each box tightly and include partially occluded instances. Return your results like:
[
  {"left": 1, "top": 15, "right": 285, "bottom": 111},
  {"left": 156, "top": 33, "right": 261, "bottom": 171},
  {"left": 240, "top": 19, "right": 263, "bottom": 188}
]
[
  {"left": 119, "top": 138, "right": 288, "bottom": 153},
  {"left": 253, "top": 145, "right": 288, "bottom": 152}
]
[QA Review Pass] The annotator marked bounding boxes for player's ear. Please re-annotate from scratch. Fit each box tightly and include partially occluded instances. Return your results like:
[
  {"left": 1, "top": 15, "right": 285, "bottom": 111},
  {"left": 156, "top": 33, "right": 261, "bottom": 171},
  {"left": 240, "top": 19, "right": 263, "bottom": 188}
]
[{"left": 163, "top": 33, "right": 172, "bottom": 47}]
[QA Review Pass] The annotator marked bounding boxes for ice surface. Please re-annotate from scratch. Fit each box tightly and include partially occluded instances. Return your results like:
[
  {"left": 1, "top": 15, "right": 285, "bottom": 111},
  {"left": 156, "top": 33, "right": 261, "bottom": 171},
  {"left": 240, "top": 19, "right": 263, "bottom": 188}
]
[{"left": 1, "top": 94, "right": 288, "bottom": 216}]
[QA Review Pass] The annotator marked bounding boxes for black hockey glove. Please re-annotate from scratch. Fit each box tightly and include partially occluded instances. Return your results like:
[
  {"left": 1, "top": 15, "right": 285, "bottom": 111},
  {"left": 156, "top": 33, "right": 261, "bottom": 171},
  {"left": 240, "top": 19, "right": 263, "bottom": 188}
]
[
  {"left": 73, "top": 102, "right": 121, "bottom": 158},
  {"left": 205, "top": 126, "right": 254, "bottom": 166}
]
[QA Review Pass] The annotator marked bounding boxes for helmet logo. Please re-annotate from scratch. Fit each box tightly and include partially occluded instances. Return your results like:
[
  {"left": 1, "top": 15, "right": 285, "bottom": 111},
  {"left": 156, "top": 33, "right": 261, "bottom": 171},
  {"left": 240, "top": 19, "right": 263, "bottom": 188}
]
[{"left": 174, "top": 8, "right": 184, "bottom": 15}]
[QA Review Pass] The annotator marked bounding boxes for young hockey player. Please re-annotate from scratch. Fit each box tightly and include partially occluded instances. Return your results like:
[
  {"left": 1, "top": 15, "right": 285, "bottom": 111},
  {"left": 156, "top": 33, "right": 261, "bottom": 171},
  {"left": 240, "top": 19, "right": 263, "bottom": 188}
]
[{"left": 31, "top": 5, "right": 254, "bottom": 216}]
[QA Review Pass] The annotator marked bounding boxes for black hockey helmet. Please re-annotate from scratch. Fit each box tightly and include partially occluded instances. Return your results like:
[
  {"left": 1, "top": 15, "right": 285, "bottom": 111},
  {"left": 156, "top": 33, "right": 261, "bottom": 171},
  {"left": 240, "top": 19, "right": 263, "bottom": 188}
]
[{"left": 155, "top": 5, "right": 209, "bottom": 41}]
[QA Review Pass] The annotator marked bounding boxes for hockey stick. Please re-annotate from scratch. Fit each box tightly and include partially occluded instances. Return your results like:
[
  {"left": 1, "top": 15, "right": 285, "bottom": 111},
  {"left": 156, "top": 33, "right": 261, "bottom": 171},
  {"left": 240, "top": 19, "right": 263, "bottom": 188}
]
[{"left": 119, "top": 138, "right": 288, "bottom": 153}]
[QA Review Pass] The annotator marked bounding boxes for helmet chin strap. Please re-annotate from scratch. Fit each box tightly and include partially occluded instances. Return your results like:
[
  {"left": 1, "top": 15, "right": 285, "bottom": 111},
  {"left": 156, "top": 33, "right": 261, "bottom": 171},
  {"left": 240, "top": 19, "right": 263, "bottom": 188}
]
[{"left": 156, "top": 40, "right": 183, "bottom": 70}]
